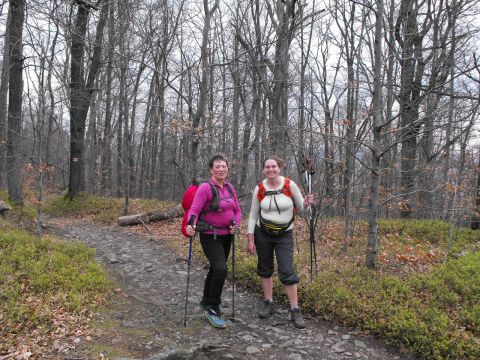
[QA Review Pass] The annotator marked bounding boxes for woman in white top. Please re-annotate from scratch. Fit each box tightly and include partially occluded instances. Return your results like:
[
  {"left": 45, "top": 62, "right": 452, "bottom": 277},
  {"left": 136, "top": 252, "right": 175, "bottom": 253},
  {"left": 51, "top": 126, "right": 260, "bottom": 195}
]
[{"left": 247, "top": 157, "right": 314, "bottom": 329}]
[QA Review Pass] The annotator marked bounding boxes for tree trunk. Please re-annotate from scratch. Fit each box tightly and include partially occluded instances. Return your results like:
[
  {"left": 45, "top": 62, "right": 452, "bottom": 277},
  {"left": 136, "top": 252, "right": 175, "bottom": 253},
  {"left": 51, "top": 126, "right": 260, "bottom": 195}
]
[
  {"left": 45, "top": 5, "right": 60, "bottom": 184},
  {"left": 190, "top": 0, "right": 219, "bottom": 176},
  {"left": 366, "top": 0, "right": 384, "bottom": 269},
  {"left": 396, "top": 0, "right": 429, "bottom": 218},
  {"left": 231, "top": 36, "right": 240, "bottom": 183},
  {"left": 471, "top": 150, "right": 480, "bottom": 230},
  {"left": 68, "top": 0, "right": 107, "bottom": 199},
  {"left": 101, "top": 0, "right": 115, "bottom": 196},
  {"left": 0, "top": 10, "right": 11, "bottom": 191},
  {"left": 6, "top": 0, "right": 25, "bottom": 204},
  {"left": 268, "top": 0, "right": 298, "bottom": 158}
]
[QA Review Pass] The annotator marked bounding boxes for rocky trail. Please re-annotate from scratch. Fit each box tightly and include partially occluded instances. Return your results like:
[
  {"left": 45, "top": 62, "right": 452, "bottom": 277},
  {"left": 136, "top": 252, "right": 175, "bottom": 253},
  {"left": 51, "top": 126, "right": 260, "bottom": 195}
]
[{"left": 49, "top": 220, "right": 417, "bottom": 360}]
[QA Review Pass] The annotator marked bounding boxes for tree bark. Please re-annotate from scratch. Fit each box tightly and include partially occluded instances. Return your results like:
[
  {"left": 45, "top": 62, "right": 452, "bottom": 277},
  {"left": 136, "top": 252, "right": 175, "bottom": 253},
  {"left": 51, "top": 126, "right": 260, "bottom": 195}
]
[
  {"left": 68, "top": 0, "right": 107, "bottom": 199},
  {"left": 366, "top": 0, "right": 384, "bottom": 269},
  {"left": 101, "top": 0, "right": 115, "bottom": 196},
  {"left": 190, "top": 0, "right": 219, "bottom": 176},
  {"left": 268, "top": 0, "right": 298, "bottom": 158},
  {"left": 471, "top": 149, "right": 480, "bottom": 230},
  {"left": 0, "top": 9, "right": 11, "bottom": 191},
  {"left": 396, "top": 0, "right": 430, "bottom": 218},
  {"left": 6, "top": 0, "right": 25, "bottom": 204}
]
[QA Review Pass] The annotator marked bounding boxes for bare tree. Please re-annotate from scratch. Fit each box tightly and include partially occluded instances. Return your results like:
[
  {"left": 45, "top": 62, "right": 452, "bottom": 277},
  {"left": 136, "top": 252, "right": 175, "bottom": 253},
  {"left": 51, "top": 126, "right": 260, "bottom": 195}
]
[
  {"left": 266, "top": 0, "right": 299, "bottom": 157},
  {"left": 366, "top": 0, "right": 385, "bottom": 269},
  {"left": 6, "top": 0, "right": 25, "bottom": 203},
  {"left": 189, "top": 0, "right": 220, "bottom": 176},
  {"left": 0, "top": 9, "right": 10, "bottom": 191},
  {"left": 68, "top": 0, "right": 107, "bottom": 199}
]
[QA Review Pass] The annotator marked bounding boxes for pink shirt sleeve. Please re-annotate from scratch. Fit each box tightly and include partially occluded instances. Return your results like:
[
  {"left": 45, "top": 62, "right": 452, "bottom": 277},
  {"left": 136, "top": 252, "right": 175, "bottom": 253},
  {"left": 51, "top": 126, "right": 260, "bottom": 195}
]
[{"left": 187, "top": 183, "right": 211, "bottom": 225}]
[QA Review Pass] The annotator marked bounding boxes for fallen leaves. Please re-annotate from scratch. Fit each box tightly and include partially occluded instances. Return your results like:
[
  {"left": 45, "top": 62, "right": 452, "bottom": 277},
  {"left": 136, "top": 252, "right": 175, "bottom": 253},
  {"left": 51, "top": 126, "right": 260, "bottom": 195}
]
[{"left": 0, "top": 301, "right": 97, "bottom": 358}]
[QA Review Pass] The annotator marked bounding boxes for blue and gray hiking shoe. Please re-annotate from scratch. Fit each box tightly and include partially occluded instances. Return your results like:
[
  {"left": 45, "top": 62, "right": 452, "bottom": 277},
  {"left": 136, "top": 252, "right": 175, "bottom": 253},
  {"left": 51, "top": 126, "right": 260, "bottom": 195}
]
[{"left": 204, "top": 306, "right": 226, "bottom": 328}]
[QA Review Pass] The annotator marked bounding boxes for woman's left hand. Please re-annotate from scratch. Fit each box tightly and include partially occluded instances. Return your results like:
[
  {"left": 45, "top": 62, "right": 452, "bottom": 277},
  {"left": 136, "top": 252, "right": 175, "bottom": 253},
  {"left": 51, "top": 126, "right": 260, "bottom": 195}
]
[
  {"left": 304, "top": 194, "right": 314, "bottom": 207},
  {"left": 229, "top": 224, "right": 239, "bottom": 234}
]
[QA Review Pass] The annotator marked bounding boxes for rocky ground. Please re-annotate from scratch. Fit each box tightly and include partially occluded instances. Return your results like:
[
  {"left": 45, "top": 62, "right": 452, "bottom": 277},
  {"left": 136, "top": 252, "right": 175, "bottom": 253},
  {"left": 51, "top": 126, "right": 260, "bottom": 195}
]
[{"left": 49, "top": 220, "right": 417, "bottom": 360}]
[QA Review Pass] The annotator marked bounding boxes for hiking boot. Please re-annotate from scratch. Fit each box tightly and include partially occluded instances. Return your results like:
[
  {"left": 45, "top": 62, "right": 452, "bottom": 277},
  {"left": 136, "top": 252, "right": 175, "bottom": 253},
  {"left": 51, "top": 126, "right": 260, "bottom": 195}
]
[
  {"left": 290, "top": 307, "right": 305, "bottom": 329},
  {"left": 204, "top": 306, "right": 226, "bottom": 329},
  {"left": 258, "top": 300, "right": 275, "bottom": 319}
]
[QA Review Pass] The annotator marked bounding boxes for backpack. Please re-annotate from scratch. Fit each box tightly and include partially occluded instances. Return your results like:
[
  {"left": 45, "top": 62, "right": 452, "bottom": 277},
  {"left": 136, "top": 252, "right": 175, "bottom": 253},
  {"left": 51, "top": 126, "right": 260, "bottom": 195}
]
[
  {"left": 257, "top": 177, "right": 294, "bottom": 203},
  {"left": 257, "top": 178, "right": 296, "bottom": 236},
  {"left": 181, "top": 181, "right": 234, "bottom": 237}
]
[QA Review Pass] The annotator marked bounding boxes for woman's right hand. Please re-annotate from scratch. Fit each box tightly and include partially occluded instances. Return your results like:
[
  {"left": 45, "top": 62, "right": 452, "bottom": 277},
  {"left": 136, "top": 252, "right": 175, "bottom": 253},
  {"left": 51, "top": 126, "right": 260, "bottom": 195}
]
[
  {"left": 246, "top": 233, "right": 256, "bottom": 255},
  {"left": 186, "top": 224, "right": 196, "bottom": 236}
]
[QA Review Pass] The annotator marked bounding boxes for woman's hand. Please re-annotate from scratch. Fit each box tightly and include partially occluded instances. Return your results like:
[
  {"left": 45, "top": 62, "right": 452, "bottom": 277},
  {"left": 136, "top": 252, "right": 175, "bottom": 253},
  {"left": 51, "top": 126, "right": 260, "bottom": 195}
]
[
  {"left": 246, "top": 233, "right": 256, "bottom": 255},
  {"left": 186, "top": 224, "right": 196, "bottom": 236},
  {"left": 230, "top": 221, "right": 240, "bottom": 234},
  {"left": 303, "top": 194, "right": 314, "bottom": 207}
]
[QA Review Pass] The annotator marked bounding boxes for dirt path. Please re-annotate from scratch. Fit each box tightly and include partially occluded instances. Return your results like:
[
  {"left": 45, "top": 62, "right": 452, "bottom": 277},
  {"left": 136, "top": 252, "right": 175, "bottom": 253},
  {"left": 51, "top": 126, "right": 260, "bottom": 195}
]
[{"left": 49, "top": 219, "right": 417, "bottom": 360}]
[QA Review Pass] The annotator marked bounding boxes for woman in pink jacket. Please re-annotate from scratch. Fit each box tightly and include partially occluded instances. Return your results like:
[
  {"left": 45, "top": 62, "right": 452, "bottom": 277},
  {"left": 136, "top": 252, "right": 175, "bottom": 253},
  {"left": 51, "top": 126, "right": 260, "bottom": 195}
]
[{"left": 186, "top": 154, "right": 242, "bottom": 328}]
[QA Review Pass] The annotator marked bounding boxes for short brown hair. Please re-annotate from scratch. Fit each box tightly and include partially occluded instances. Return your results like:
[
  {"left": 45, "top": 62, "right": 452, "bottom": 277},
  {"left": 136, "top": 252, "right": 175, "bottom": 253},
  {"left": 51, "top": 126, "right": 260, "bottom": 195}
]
[
  {"left": 263, "top": 156, "right": 285, "bottom": 169},
  {"left": 209, "top": 154, "right": 229, "bottom": 169}
]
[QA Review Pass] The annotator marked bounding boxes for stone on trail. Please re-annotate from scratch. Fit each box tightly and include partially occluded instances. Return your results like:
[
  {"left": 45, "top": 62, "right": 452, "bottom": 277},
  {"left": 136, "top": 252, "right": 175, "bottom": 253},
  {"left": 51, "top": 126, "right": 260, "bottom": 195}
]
[
  {"left": 314, "top": 333, "right": 325, "bottom": 342},
  {"left": 287, "top": 354, "right": 303, "bottom": 360},
  {"left": 354, "top": 340, "right": 367, "bottom": 349},
  {"left": 246, "top": 346, "right": 261, "bottom": 354}
]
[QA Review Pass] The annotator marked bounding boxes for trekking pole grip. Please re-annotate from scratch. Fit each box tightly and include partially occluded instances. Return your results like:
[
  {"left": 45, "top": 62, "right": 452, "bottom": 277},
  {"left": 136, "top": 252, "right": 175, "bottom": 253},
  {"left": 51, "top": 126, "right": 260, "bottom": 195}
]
[
  {"left": 188, "top": 215, "right": 196, "bottom": 226},
  {"left": 231, "top": 219, "right": 240, "bottom": 234}
]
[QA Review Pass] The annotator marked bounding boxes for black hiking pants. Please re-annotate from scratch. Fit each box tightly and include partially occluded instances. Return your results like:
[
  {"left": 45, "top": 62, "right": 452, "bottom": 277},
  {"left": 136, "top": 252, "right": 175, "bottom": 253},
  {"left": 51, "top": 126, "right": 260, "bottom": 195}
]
[
  {"left": 254, "top": 226, "right": 299, "bottom": 285},
  {"left": 199, "top": 233, "right": 233, "bottom": 308}
]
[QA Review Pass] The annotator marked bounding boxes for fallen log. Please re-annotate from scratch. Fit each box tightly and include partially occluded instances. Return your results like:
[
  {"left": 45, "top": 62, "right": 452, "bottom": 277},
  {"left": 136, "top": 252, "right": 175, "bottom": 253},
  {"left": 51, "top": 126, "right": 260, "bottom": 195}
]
[{"left": 118, "top": 206, "right": 183, "bottom": 227}]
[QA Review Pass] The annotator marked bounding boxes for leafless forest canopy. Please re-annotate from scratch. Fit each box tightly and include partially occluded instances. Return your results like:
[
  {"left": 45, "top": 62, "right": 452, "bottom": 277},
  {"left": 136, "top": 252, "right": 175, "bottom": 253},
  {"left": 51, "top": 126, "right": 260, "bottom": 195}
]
[{"left": 1, "top": 0, "right": 480, "bottom": 228}]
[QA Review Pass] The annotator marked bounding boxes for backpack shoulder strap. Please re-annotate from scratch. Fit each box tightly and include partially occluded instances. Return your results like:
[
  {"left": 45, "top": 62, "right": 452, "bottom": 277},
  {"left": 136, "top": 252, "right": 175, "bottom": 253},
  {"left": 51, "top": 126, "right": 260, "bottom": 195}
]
[
  {"left": 282, "top": 177, "right": 296, "bottom": 217},
  {"left": 204, "top": 181, "right": 220, "bottom": 212},
  {"left": 225, "top": 182, "right": 235, "bottom": 198},
  {"left": 282, "top": 177, "right": 294, "bottom": 199},
  {"left": 257, "top": 181, "right": 266, "bottom": 202}
]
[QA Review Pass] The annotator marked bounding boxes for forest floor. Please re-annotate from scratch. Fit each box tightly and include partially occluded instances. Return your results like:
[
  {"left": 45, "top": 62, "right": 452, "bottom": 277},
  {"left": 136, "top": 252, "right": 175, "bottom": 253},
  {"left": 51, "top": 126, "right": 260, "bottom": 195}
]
[{"left": 46, "top": 217, "right": 418, "bottom": 360}]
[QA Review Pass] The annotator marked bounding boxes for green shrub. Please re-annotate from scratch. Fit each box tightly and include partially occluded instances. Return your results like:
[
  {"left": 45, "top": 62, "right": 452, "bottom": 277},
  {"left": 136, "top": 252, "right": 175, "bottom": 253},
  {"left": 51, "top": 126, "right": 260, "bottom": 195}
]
[
  {"left": 234, "top": 236, "right": 480, "bottom": 359},
  {"left": 44, "top": 194, "right": 177, "bottom": 223},
  {"left": 0, "top": 228, "right": 112, "bottom": 324},
  {"left": 459, "top": 304, "right": 480, "bottom": 335},
  {"left": 44, "top": 194, "right": 123, "bottom": 220},
  {"left": 378, "top": 219, "right": 480, "bottom": 251}
]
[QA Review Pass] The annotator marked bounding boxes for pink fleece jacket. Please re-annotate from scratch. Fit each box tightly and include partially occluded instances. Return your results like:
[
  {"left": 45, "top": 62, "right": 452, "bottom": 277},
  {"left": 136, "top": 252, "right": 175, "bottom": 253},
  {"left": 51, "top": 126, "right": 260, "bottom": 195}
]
[{"left": 188, "top": 178, "right": 242, "bottom": 235}]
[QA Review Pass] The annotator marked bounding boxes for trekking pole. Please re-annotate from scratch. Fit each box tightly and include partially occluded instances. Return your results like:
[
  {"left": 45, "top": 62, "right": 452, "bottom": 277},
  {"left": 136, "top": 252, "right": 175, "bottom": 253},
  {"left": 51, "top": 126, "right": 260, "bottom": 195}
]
[
  {"left": 231, "top": 220, "right": 239, "bottom": 320},
  {"left": 303, "top": 154, "right": 317, "bottom": 283},
  {"left": 183, "top": 215, "right": 196, "bottom": 326}
]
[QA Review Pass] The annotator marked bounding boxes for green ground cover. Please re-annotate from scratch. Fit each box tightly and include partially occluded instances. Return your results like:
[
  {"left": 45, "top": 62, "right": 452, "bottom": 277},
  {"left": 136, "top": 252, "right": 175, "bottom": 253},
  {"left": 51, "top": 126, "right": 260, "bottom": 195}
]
[
  {"left": 0, "top": 203, "right": 112, "bottom": 356},
  {"left": 2, "top": 193, "right": 478, "bottom": 359}
]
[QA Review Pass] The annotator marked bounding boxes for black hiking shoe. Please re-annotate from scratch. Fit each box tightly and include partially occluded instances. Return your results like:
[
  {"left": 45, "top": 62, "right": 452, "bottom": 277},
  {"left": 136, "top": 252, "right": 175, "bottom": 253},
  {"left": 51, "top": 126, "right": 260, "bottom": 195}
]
[
  {"left": 258, "top": 300, "right": 275, "bottom": 319},
  {"left": 200, "top": 302, "right": 222, "bottom": 316},
  {"left": 290, "top": 307, "right": 305, "bottom": 329}
]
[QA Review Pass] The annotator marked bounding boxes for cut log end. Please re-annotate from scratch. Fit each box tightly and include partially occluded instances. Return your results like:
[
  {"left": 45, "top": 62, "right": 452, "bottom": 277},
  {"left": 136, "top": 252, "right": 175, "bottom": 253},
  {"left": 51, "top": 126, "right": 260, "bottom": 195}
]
[{"left": 0, "top": 201, "right": 11, "bottom": 215}]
